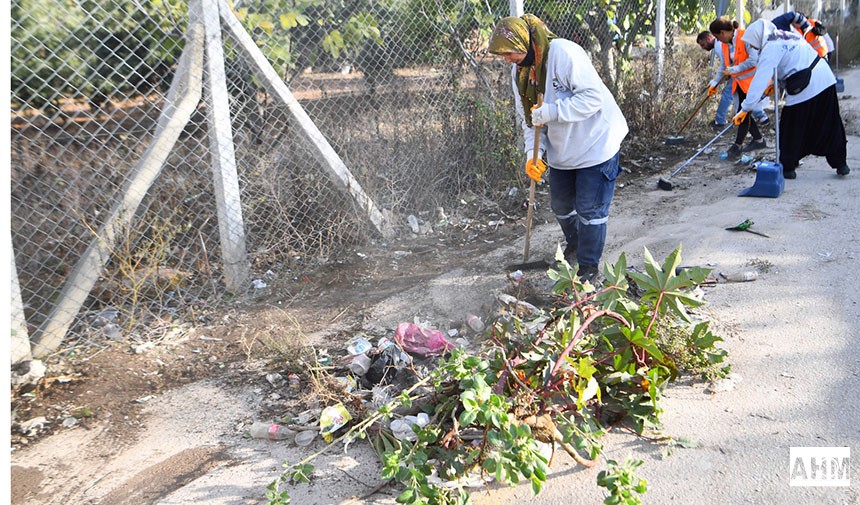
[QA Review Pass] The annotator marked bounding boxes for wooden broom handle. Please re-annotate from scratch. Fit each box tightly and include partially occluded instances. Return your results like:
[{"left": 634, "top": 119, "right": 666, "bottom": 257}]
[{"left": 523, "top": 94, "right": 544, "bottom": 262}]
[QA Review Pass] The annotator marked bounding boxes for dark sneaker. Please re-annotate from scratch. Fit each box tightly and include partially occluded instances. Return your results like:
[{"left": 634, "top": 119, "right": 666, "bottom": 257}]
[
  {"left": 578, "top": 265, "right": 600, "bottom": 285},
  {"left": 726, "top": 144, "right": 742, "bottom": 160},
  {"left": 563, "top": 244, "right": 577, "bottom": 265},
  {"left": 837, "top": 165, "right": 850, "bottom": 176},
  {"left": 783, "top": 169, "right": 797, "bottom": 179},
  {"left": 743, "top": 139, "right": 767, "bottom": 152},
  {"left": 712, "top": 122, "right": 728, "bottom": 132}
]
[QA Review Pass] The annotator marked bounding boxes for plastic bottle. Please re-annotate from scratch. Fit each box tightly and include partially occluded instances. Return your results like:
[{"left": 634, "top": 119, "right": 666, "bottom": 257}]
[
  {"left": 466, "top": 315, "right": 485, "bottom": 332},
  {"left": 348, "top": 353, "right": 372, "bottom": 375},
  {"left": 719, "top": 151, "right": 729, "bottom": 161},
  {"left": 250, "top": 422, "right": 295, "bottom": 441},
  {"left": 723, "top": 271, "right": 758, "bottom": 282}
]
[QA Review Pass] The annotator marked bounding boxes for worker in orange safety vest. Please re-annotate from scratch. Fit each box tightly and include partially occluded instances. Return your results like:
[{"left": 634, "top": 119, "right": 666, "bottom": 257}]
[
  {"left": 772, "top": 11, "right": 829, "bottom": 57},
  {"left": 708, "top": 17, "right": 768, "bottom": 158}
]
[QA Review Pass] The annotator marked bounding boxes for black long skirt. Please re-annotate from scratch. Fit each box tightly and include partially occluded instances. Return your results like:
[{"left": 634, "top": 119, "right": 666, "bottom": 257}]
[{"left": 779, "top": 85, "right": 847, "bottom": 171}]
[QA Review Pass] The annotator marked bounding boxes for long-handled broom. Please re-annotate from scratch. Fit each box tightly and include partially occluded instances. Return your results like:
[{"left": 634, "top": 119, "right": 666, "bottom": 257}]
[{"left": 657, "top": 123, "right": 733, "bottom": 190}]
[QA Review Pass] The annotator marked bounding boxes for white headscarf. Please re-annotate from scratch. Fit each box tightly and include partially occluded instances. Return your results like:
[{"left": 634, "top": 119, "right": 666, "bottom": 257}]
[
  {"left": 743, "top": 18, "right": 801, "bottom": 50},
  {"left": 742, "top": 19, "right": 774, "bottom": 50}
]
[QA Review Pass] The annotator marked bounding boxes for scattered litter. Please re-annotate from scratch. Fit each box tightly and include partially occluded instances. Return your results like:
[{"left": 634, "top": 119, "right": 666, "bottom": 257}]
[
  {"left": 335, "top": 376, "right": 357, "bottom": 393},
  {"left": 346, "top": 336, "right": 373, "bottom": 355},
  {"left": 390, "top": 413, "right": 430, "bottom": 441},
  {"left": 103, "top": 324, "right": 122, "bottom": 341},
  {"left": 508, "top": 270, "right": 524, "bottom": 282},
  {"left": 466, "top": 314, "right": 485, "bottom": 333},
  {"left": 395, "top": 322, "right": 455, "bottom": 358},
  {"left": 134, "top": 395, "right": 155, "bottom": 403},
  {"left": 287, "top": 373, "right": 301, "bottom": 390},
  {"left": 364, "top": 346, "right": 409, "bottom": 386},
  {"left": 496, "top": 293, "right": 540, "bottom": 317},
  {"left": 320, "top": 404, "right": 352, "bottom": 443},
  {"left": 62, "top": 417, "right": 78, "bottom": 428},
  {"left": 295, "top": 409, "right": 319, "bottom": 425},
  {"left": 133, "top": 341, "right": 155, "bottom": 354},
  {"left": 198, "top": 336, "right": 223, "bottom": 341},
  {"left": 780, "top": 372, "right": 796, "bottom": 379},
  {"left": 295, "top": 430, "right": 317, "bottom": 447},
  {"left": 706, "top": 373, "right": 742, "bottom": 394},
  {"left": 720, "top": 271, "right": 758, "bottom": 282},
  {"left": 446, "top": 328, "right": 459, "bottom": 338},
  {"left": 488, "top": 219, "right": 504, "bottom": 227},
  {"left": 371, "top": 385, "right": 395, "bottom": 408},
  {"left": 251, "top": 278, "right": 267, "bottom": 289},
  {"left": 250, "top": 421, "right": 295, "bottom": 441},
  {"left": 435, "top": 207, "right": 449, "bottom": 227},
  {"left": 347, "top": 353, "right": 372, "bottom": 376},
  {"left": 377, "top": 337, "right": 396, "bottom": 350},
  {"left": 266, "top": 373, "right": 285, "bottom": 387},
  {"left": 11, "top": 360, "right": 46, "bottom": 389},
  {"left": 407, "top": 215, "right": 420, "bottom": 233},
  {"left": 19, "top": 416, "right": 47, "bottom": 436}
]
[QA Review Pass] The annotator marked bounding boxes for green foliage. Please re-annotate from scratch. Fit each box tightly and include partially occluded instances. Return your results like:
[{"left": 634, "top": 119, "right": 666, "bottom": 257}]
[
  {"left": 597, "top": 458, "right": 648, "bottom": 505},
  {"left": 265, "top": 245, "right": 728, "bottom": 505},
  {"left": 11, "top": 0, "right": 183, "bottom": 107}
]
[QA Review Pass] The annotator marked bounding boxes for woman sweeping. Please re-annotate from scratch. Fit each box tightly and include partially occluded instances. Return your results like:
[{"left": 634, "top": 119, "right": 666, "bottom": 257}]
[
  {"left": 487, "top": 14, "right": 628, "bottom": 283},
  {"left": 709, "top": 17, "right": 768, "bottom": 159},
  {"left": 735, "top": 19, "right": 848, "bottom": 179}
]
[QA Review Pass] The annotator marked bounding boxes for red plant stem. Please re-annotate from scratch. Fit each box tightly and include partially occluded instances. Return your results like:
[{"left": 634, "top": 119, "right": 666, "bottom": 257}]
[
  {"left": 643, "top": 292, "right": 664, "bottom": 340},
  {"left": 542, "top": 309, "right": 630, "bottom": 392}
]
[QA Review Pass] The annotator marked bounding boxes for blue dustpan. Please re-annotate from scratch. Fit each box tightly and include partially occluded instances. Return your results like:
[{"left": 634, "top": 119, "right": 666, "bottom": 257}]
[
  {"left": 739, "top": 68, "right": 785, "bottom": 199},
  {"left": 739, "top": 161, "right": 784, "bottom": 197}
]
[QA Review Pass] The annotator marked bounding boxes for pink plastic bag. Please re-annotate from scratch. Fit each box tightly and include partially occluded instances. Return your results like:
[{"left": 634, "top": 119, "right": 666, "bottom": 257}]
[{"left": 394, "top": 322, "right": 455, "bottom": 358}]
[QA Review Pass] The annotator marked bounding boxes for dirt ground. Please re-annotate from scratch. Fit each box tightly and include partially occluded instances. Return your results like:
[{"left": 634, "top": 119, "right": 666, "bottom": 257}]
[{"left": 7, "top": 67, "right": 860, "bottom": 505}]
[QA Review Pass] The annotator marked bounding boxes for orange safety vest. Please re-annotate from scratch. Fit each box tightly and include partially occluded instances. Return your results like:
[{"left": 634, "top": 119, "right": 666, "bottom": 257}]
[
  {"left": 721, "top": 29, "right": 755, "bottom": 94},
  {"left": 796, "top": 19, "right": 828, "bottom": 57}
]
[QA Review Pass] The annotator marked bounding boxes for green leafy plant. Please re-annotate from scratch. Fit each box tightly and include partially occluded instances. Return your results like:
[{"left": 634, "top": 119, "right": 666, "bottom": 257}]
[
  {"left": 597, "top": 458, "right": 648, "bottom": 505},
  {"left": 265, "top": 245, "right": 728, "bottom": 505}
]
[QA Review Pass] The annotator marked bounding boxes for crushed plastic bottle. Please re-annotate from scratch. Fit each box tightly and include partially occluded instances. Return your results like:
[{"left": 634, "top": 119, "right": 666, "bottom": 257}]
[
  {"left": 391, "top": 413, "right": 431, "bottom": 441},
  {"left": 348, "top": 353, "right": 372, "bottom": 375},
  {"left": 466, "top": 315, "right": 485, "bottom": 332},
  {"left": 719, "top": 151, "right": 729, "bottom": 161},
  {"left": 722, "top": 271, "right": 758, "bottom": 282},
  {"left": 250, "top": 422, "right": 296, "bottom": 441},
  {"left": 407, "top": 214, "right": 420, "bottom": 233}
]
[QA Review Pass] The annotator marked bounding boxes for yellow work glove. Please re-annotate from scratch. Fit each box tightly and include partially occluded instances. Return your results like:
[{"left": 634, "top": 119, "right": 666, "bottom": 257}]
[
  {"left": 525, "top": 157, "right": 547, "bottom": 183},
  {"left": 732, "top": 110, "right": 748, "bottom": 125},
  {"left": 707, "top": 86, "right": 719, "bottom": 97}
]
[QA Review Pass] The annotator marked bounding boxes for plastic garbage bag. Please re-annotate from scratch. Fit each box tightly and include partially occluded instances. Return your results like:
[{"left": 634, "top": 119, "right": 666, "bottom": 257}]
[{"left": 394, "top": 322, "right": 455, "bottom": 358}]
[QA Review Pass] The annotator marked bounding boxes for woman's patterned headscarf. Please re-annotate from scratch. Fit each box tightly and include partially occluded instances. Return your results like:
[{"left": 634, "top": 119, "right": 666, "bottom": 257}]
[{"left": 489, "top": 14, "right": 556, "bottom": 127}]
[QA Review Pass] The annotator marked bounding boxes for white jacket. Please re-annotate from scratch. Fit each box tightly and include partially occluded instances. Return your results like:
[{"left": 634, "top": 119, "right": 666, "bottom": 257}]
[
  {"left": 742, "top": 30, "right": 836, "bottom": 110},
  {"left": 514, "top": 39, "right": 628, "bottom": 170}
]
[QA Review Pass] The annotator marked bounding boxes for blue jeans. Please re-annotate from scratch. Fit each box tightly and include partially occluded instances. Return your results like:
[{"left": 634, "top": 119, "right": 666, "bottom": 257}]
[
  {"left": 548, "top": 152, "right": 620, "bottom": 268},
  {"left": 715, "top": 81, "right": 733, "bottom": 125}
]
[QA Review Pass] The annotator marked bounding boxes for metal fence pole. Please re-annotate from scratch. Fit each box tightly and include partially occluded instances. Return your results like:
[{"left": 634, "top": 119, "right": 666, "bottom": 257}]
[
  {"left": 656, "top": 0, "right": 666, "bottom": 102},
  {"left": 510, "top": 0, "right": 524, "bottom": 16},
  {"left": 11, "top": 241, "right": 32, "bottom": 364},
  {"left": 30, "top": 24, "right": 206, "bottom": 358},
  {"left": 198, "top": 0, "right": 251, "bottom": 294},
  {"left": 217, "top": 0, "right": 392, "bottom": 239}
]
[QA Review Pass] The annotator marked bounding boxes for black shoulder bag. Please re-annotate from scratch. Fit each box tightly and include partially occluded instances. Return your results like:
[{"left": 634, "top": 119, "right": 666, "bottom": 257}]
[{"left": 784, "top": 56, "right": 821, "bottom": 95}]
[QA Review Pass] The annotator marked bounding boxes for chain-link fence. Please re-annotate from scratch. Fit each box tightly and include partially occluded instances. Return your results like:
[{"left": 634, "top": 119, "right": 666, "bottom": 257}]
[{"left": 10, "top": 0, "right": 859, "bottom": 364}]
